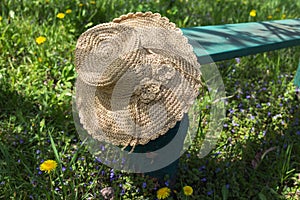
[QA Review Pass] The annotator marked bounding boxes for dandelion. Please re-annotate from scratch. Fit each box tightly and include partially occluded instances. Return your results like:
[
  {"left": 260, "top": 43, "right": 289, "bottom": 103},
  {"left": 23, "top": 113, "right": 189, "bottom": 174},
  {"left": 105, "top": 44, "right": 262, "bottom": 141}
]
[
  {"left": 90, "top": 1, "right": 96, "bottom": 4},
  {"left": 157, "top": 187, "right": 171, "bottom": 199},
  {"left": 35, "top": 36, "right": 46, "bottom": 45},
  {"left": 267, "top": 15, "right": 273, "bottom": 19},
  {"left": 0, "top": 16, "right": 2, "bottom": 21},
  {"left": 281, "top": 14, "right": 286, "bottom": 19},
  {"left": 249, "top": 9, "right": 256, "bottom": 17},
  {"left": 66, "top": 9, "right": 72, "bottom": 14},
  {"left": 79, "top": 3, "right": 83, "bottom": 7},
  {"left": 40, "top": 160, "right": 57, "bottom": 173},
  {"left": 183, "top": 186, "right": 193, "bottom": 196},
  {"left": 56, "top": 13, "right": 65, "bottom": 19}
]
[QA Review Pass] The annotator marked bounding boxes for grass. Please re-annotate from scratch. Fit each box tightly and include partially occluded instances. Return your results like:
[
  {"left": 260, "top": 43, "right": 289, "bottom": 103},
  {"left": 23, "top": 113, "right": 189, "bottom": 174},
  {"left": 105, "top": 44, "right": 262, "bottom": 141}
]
[{"left": 0, "top": 0, "right": 300, "bottom": 199}]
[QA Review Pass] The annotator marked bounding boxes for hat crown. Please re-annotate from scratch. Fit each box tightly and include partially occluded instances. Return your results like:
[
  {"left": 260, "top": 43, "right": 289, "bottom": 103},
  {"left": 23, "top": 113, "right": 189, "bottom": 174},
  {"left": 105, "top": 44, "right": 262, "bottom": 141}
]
[{"left": 75, "top": 12, "right": 201, "bottom": 147}]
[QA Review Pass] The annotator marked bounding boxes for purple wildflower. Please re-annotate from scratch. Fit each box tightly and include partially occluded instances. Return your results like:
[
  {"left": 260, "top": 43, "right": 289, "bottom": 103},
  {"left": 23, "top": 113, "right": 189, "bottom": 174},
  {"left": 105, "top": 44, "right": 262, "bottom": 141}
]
[
  {"left": 142, "top": 182, "right": 147, "bottom": 188},
  {"left": 120, "top": 189, "right": 125, "bottom": 195},
  {"left": 256, "top": 104, "right": 261, "bottom": 108},
  {"left": 165, "top": 181, "right": 169, "bottom": 187},
  {"left": 110, "top": 169, "right": 114, "bottom": 181},
  {"left": 215, "top": 168, "right": 221, "bottom": 173}
]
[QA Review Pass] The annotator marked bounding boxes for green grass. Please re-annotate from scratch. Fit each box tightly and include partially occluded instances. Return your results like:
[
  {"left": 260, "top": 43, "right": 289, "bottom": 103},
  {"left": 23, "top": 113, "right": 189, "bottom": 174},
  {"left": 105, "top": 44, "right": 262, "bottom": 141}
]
[{"left": 0, "top": 0, "right": 300, "bottom": 199}]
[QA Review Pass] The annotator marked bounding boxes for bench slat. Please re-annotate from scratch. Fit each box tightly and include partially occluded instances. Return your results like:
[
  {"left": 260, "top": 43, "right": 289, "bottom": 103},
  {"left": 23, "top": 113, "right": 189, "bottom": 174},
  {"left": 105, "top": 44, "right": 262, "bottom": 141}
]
[
  {"left": 295, "top": 62, "right": 300, "bottom": 87},
  {"left": 182, "top": 19, "right": 300, "bottom": 64}
]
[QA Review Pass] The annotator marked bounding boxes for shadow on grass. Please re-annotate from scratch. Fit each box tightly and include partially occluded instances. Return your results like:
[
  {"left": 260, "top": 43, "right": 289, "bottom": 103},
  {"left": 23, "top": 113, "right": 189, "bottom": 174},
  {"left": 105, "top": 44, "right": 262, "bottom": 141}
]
[
  {"left": 0, "top": 82, "right": 39, "bottom": 198},
  {"left": 174, "top": 95, "right": 300, "bottom": 199},
  {"left": 171, "top": 77, "right": 300, "bottom": 199},
  {"left": 0, "top": 79, "right": 76, "bottom": 198}
]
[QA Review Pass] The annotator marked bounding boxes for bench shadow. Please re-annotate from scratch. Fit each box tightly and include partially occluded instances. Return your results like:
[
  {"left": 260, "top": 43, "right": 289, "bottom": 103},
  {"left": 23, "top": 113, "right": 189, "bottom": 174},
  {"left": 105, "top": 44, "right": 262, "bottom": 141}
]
[
  {"left": 174, "top": 99, "right": 300, "bottom": 199},
  {"left": 172, "top": 59, "right": 300, "bottom": 199}
]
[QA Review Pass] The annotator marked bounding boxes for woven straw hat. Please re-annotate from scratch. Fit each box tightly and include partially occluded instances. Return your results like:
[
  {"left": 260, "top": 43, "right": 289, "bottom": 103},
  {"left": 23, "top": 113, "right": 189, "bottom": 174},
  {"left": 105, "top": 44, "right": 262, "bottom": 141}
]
[{"left": 74, "top": 12, "right": 202, "bottom": 148}]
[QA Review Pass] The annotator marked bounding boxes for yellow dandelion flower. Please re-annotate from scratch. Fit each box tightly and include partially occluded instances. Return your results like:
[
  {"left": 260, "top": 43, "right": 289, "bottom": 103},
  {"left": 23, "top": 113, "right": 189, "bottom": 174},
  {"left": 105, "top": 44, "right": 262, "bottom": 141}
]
[
  {"left": 66, "top": 9, "right": 72, "bottom": 14},
  {"left": 79, "top": 3, "right": 83, "bottom": 7},
  {"left": 0, "top": 16, "right": 2, "bottom": 21},
  {"left": 183, "top": 186, "right": 193, "bottom": 196},
  {"left": 267, "top": 15, "right": 273, "bottom": 19},
  {"left": 157, "top": 187, "right": 171, "bottom": 200},
  {"left": 249, "top": 10, "right": 256, "bottom": 17},
  {"left": 56, "top": 13, "right": 65, "bottom": 19},
  {"left": 90, "top": 1, "right": 96, "bottom": 4},
  {"left": 38, "top": 57, "right": 43, "bottom": 62},
  {"left": 40, "top": 160, "right": 57, "bottom": 173},
  {"left": 35, "top": 36, "right": 47, "bottom": 45},
  {"left": 281, "top": 14, "right": 286, "bottom": 19}
]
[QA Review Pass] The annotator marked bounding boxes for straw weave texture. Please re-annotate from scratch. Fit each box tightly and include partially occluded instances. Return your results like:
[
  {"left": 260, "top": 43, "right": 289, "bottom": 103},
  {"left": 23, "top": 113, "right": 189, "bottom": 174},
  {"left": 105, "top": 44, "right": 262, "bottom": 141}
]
[{"left": 75, "top": 12, "right": 201, "bottom": 147}]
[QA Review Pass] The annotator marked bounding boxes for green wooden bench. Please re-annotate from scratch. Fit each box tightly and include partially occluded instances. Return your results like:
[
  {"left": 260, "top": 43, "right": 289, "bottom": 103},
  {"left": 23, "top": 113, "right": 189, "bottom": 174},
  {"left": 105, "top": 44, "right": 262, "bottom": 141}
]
[
  {"left": 182, "top": 19, "right": 300, "bottom": 64},
  {"left": 136, "top": 18, "right": 300, "bottom": 185}
]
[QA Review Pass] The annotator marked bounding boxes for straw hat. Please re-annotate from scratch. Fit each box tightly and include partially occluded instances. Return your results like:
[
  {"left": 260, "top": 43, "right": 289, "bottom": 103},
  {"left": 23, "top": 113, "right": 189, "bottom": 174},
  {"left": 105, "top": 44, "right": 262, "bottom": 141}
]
[{"left": 74, "top": 12, "right": 201, "bottom": 148}]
